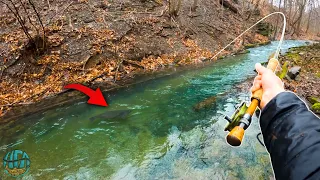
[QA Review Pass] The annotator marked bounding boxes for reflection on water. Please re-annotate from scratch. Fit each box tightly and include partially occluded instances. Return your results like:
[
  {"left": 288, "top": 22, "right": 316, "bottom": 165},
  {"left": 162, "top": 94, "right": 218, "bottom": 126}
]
[{"left": 0, "top": 41, "right": 308, "bottom": 179}]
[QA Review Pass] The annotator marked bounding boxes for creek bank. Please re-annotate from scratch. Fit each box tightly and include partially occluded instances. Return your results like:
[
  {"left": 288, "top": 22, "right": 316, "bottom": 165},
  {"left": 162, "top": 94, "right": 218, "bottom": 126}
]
[
  {"left": 279, "top": 43, "right": 320, "bottom": 114},
  {"left": 0, "top": 0, "right": 272, "bottom": 120},
  {"left": 235, "top": 42, "right": 320, "bottom": 115},
  {"left": 0, "top": 53, "right": 250, "bottom": 123}
]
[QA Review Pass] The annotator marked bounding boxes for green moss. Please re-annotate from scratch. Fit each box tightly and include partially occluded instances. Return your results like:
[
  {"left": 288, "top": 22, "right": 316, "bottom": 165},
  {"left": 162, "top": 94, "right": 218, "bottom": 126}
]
[
  {"left": 256, "top": 22, "right": 273, "bottom": 36},
  {"left": 258, "top": 41, "right": 271, "bottom": 46},
  {"left": 276, "top": 61, "right": 289, "bottom": 80},
  {"left": 311, "top": 103, "right": 320, "bottom": 111},
  {"left": 285, "top": 52, "right": 301, "bottom": 64},
  {"left": 244, "top": 44, "right": 257, "bottom": 49},
  {"left": 316, "top": 72, "right": 320, "bottom": 78},
  {"left": 258, "top": 30, "right": 269, "bottom": 36},
  {"left": 308, "top": 97, "right": 320, "bottom": 105},
  {"left": 245, "top": 41, "right": 270, "bottom": 49},
  {"left": 236, "top": 49, "right": 250, "bottom": 55}
]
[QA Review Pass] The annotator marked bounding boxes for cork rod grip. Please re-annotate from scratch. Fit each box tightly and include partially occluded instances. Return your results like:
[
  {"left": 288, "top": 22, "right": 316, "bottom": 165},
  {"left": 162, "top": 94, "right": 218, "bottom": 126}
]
[
  {"left": 226, "top": 58, "right": 279, "bottom": 146},
  {"left": 251, "top": 58, "right": 279, "bottom": 103}
]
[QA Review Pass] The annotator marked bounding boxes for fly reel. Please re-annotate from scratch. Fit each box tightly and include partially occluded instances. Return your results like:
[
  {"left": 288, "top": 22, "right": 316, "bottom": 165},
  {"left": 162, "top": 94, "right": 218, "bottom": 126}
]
[{"left": 224, "top": 102, "right": 250, "bottom": 132}]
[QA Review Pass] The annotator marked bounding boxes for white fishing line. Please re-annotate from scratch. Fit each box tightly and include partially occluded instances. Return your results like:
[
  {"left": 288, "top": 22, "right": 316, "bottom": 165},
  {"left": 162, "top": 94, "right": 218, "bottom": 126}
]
[{"left": 211, "top": 12, "right": 287, "bottom": 60}]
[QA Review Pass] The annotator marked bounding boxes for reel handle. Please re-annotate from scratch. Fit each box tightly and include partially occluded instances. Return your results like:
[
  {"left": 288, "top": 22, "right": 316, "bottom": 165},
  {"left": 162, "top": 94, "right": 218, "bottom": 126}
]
[{"left": 226, "top": 58, "right": 279, "bottom": 146}]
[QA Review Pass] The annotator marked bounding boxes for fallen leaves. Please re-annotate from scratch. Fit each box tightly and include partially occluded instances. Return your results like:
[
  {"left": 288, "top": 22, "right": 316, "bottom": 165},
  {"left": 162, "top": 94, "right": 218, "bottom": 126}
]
[{"left": 47, "top": 34, "right": 64, "bottom": 47}]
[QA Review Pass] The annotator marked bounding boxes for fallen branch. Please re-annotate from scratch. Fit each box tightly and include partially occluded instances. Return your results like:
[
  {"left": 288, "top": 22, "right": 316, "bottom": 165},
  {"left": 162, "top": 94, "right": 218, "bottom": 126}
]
[
  {"left": 123, "top": 60, "right": 145, "bottom": 69},
  {"left": 219, "top": 0, "right": 238, "bottom": 13}
]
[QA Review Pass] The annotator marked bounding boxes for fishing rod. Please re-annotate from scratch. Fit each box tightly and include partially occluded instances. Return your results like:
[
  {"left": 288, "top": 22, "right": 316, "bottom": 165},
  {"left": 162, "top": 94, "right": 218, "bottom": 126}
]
[{"left": 213, "top": 12, "right": 287, "bottom": 146}]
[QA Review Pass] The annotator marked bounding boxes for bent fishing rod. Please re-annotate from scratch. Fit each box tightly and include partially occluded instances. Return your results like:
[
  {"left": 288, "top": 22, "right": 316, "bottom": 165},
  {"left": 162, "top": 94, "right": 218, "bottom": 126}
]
[{"left": 211, "top": 12, "right": 286, "bottom": 146}]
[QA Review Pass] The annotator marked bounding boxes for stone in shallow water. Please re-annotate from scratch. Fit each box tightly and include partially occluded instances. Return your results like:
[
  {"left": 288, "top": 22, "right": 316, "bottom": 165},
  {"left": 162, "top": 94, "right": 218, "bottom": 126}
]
[
  {"left": 287, "top": 66, "right": 301, "bottom": 80},
  {"left": 193, "top": 96, "right": 217, "bottom": 111}
]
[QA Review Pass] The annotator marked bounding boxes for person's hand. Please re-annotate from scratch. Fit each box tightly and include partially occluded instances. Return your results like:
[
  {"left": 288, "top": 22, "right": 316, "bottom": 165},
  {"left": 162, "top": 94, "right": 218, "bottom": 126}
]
[{"left": 251, "top": 63, "right": 285, "bottom": 109}]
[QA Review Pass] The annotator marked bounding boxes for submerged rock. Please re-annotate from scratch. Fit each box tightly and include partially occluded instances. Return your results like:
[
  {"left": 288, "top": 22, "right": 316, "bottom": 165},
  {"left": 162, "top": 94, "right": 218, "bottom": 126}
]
[
  {"left": 287, "top": 66, "right": 301, "bottom": 80},
  {"left": 193, "top": 96, "right": 217, "bottom": 111}
]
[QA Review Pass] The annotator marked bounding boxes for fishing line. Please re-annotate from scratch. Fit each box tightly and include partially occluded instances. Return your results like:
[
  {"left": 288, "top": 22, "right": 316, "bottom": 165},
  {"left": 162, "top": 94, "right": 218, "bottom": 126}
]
[
  {"left": 211, "top": 12, "right": 287, "bottom": 61},
  {"left": 211, "top": 13, "right": 287, "bottom": 146}
]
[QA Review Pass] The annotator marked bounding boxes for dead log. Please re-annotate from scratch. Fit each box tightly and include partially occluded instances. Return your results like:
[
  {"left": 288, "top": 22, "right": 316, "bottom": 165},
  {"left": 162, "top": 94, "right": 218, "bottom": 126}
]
[{"left": 219, "top": 0, "right": 238, "bottom": 14}]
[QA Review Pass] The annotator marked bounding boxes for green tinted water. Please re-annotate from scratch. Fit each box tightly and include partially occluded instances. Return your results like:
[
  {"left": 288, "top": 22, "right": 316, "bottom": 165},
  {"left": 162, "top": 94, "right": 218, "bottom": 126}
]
[{"left": 0, "top": 41, "right": 308, "bottom": 179}]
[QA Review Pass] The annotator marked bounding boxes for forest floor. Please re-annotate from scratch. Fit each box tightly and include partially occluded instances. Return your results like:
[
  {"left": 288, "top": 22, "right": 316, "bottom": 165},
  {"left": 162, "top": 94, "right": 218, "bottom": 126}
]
[{"left": 0, "top": 0, "right": 273, "bottom": 119}]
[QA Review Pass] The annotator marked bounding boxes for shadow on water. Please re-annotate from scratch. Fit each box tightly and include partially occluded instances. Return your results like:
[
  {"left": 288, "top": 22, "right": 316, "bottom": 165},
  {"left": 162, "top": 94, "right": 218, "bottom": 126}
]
[{"left": 0, "top": 40, "right": 310, "bottom": 179}]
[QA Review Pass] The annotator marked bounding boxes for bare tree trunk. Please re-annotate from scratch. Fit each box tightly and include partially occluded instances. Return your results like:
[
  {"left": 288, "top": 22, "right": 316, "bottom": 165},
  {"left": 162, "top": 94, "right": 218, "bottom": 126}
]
[
  {"left": 273, "top": 0, "right": 282, "bottom": 40},
  {"left": 305, "top": 0, "right": 313, "bottom": 33},
  {"left": 288, "top": 0, "right": 292, "bottom": 30},
  {"left": 295, "top": 0, "right": 307, "bottom": 36},
  {"left": 290, "top": 0, "right": 305, "bottom": 36}
]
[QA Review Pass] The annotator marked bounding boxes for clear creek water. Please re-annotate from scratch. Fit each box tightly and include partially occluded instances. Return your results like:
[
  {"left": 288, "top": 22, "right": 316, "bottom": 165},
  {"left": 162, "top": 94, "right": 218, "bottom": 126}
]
[{"left": 0, "top": 40, "right": 309, "bottom": 179}]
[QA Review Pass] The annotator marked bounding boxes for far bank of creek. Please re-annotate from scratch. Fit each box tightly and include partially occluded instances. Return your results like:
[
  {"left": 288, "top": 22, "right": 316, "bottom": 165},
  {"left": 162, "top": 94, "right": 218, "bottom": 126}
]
[{"left": 0, "top": 40, "right": 309, "bottom": 179}]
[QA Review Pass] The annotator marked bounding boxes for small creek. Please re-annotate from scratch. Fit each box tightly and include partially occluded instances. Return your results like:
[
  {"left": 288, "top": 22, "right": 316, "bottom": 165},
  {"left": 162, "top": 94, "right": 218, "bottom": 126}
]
[{"left": 0, "top": 40, "right": 309, "bottom": 179}]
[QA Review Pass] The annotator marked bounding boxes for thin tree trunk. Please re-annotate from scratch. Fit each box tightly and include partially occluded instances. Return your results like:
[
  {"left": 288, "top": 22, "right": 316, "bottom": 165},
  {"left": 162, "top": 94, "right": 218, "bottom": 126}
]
[
  {"left": 295, "top": 0, "right": 307, "bottom": 36},
  {"left": 305, "top": 1, "right": 313, "bottom": 33},
  {"left": 288, "top": 0, "right": 292, "bottom": 31},
  {"left": 273, "top": 0, "right": 282, "bottom": 40}
]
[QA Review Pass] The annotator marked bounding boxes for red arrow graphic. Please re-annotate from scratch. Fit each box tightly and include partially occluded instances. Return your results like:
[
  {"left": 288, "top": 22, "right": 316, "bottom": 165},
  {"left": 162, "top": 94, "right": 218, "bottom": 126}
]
[{"left": 64, "top": 84, "right": 108, "bottom": 107}]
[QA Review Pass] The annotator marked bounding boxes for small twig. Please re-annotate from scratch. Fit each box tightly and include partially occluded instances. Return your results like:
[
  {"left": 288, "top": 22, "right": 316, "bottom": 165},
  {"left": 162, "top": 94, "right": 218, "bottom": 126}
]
[
  {"left": 68, "top": 15, "right": 74, "bottom": 31},
  {"left": 46, "top": 1, "right": 73, "bottom": 26},
  {"left": 28, "top": 0, "right": 44, "bottom": 33},
  {"left": 19, "top": 0, "right": 39, "bottom": 34},
  {"left": 28, "top": 0, "right": 46, "bottom": 49},
  {"left": 114, "top": 59, "right": 123, "bottom": 83},
  {"left": 1, "top": 0, "right": 33, "bottom": 42},
  {"left": 171, "top": 16, "right": 182, "bottom": 34}
]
